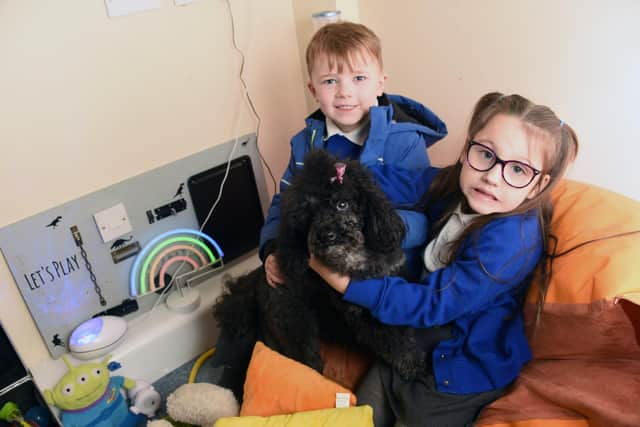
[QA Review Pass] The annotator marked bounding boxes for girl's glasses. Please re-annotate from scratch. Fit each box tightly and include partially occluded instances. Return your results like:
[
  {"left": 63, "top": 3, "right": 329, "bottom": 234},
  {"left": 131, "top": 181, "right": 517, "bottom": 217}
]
[{"left": 466, "top": 141, "right": 540, "bottom": 189}]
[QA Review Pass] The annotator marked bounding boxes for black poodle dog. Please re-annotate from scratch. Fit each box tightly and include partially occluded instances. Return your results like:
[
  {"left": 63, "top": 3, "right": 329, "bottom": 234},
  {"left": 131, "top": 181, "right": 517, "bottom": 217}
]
[{"left": 213, "top": 150, "right": 442, "bottom": 380}]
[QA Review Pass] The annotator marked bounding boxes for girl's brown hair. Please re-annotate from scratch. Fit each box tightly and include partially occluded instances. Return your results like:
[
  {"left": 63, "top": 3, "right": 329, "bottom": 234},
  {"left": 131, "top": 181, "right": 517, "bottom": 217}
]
[
  {"left": 305, "top": 22, "right": 383, "bottom": 76},
  {"left": 424, "top": 92, "right": 579, "bottom": 323}
]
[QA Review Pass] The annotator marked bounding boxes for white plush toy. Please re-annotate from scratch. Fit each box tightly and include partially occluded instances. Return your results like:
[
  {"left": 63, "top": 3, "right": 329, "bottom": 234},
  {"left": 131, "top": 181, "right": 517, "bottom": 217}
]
[
  {"left": 147, "top": 383, "right": 239, "bottom": 427},
  {"left": 128, "top": 379, "right": 162, "bottom": 418}
]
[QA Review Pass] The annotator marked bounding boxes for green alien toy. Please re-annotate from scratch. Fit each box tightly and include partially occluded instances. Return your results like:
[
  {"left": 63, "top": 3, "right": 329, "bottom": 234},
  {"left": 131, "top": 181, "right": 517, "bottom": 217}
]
[{"left": 43, "top": 355, "right": 147, "bottom": 427}]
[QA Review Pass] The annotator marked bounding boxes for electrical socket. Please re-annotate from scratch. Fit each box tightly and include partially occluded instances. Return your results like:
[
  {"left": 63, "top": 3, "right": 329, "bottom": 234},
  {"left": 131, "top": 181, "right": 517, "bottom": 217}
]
[{"left": 94, "top": 203, "right": 133, "bottom": 243}]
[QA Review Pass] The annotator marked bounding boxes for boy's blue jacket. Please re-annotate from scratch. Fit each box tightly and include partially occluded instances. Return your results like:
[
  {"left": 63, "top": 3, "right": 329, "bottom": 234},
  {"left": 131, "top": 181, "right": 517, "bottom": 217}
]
[
  {"left": 344, "top": 165, "right": 541, "bottom": 394},
  {"left": 259, "top": 93, "right": 448, "bottom": 264}
]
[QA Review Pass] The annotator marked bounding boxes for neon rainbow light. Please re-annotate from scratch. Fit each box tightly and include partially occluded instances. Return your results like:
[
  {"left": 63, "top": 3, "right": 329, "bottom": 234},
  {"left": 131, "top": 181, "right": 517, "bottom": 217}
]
[{"left": 129, "top": 228, "right": 223, "bottom": 297}]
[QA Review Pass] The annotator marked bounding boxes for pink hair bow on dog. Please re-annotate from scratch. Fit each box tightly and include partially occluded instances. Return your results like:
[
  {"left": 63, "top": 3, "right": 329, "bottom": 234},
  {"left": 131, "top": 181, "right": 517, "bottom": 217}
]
[{"left": 330, "top": 162, "right": 346, "bottom": 184}]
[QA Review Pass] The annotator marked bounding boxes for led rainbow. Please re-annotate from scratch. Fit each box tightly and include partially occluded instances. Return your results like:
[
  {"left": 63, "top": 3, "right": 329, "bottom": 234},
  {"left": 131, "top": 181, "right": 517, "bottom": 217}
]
[{"left": 129, "top": 228, "right": 223, "bottom": 297}]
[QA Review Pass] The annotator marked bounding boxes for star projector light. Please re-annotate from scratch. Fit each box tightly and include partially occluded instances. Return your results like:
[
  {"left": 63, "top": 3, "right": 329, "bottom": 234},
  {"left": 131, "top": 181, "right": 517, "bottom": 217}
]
[{"left": 130, "top": 228, "right": 224, "bottom": 313}]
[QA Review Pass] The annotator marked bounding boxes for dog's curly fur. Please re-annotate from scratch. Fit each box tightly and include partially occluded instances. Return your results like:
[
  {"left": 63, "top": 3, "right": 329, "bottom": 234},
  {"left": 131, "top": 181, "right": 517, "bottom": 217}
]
[{"left": 213, "top": 151, "right": 436, "bottom": 380}]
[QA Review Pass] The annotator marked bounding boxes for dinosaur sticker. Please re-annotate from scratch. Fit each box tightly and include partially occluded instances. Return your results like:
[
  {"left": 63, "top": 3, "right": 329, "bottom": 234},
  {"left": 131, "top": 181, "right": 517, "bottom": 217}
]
[
  {"left": 172, "top": 183, "right": 184, "bottom": 198},
  {"left": 52, "top": 333, "right": 65, "bottom": 347},
  {"left": 46, "top": 216, "right": 62, "bottom": 229},
  {"left": 110, "top": 236, "right": 134, "bottom": 250}
]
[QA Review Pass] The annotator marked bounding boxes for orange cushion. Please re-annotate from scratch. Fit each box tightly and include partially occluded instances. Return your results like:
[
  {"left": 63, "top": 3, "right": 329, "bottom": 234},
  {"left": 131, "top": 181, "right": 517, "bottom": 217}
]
[{"left": 240, "top": 341, "right": 357, "bottom": 417}]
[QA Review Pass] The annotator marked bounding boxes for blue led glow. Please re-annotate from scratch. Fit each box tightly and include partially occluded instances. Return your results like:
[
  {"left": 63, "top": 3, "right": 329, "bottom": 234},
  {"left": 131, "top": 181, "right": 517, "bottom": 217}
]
[{"left": 69, "top": 317, "right": 103, "bottom": 346}]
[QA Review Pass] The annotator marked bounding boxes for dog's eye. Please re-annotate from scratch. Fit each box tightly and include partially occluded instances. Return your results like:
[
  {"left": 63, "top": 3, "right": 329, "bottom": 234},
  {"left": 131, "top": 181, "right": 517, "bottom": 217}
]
[{"left": 336, "top": 200, "right": 349, "bottom": 211}]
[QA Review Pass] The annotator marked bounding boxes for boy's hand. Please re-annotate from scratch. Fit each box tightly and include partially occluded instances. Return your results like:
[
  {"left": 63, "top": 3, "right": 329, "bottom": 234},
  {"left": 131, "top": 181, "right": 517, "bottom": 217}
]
[
  {"left": 308, "top": 255, "right": 350, "bottom": 294},
  {"left": 264, "top": 254, "right": 285, "bottom": 288}
]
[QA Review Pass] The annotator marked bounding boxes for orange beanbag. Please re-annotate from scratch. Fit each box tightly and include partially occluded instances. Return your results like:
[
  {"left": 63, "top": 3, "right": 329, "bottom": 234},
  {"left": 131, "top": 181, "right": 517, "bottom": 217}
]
[{"left": 477, "top": 180, "right": 640, "bottom": 427}]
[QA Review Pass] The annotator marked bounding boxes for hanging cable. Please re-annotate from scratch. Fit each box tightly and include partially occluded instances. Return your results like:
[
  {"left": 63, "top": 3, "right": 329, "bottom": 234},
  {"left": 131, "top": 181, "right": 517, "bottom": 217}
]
[
  {"left": 145, "top": 1, "right": 274, "bottom": 321},
  {"left": 224, "top": 0, "right": 277, "bottom": 195}
]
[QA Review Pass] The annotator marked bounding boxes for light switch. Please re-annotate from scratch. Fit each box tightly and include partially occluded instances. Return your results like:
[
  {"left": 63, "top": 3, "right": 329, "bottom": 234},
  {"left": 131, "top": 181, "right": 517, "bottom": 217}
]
[
  {"left": 94, "top": 203, "right": 133, "bottom": 243},
  {"left": 104, "top": 0, "right": 161, "bottom": 18}
]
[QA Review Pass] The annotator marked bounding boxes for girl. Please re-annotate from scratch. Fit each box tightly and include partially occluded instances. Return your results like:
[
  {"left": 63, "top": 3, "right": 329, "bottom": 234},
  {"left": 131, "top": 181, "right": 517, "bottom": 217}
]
[{"left": 309, "top": 92, "right": 579, "bottom": 426}]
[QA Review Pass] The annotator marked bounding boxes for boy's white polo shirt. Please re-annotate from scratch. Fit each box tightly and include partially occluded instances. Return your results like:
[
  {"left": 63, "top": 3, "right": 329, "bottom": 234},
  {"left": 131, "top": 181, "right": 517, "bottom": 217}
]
[{"left": 324, "top": 117, "right": 369, "bottom": 146}]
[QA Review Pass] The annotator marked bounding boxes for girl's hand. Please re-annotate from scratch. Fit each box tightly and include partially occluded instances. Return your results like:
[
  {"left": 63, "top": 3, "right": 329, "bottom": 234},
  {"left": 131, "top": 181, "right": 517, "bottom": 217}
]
[
  {"left": 308, "top": 255, "right": 351, "bottom": 294},
  {"left": 264, "top": 254, "right": 285, "bottom": 288}
]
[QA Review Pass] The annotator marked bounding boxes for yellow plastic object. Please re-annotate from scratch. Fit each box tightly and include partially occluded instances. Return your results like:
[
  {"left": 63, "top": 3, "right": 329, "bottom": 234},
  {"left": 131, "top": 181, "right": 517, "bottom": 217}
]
[
  {"left": 0, "top": 402, "right": 30, "bottom": 426},
  {"left": 214, "top": 405, "right": 373, "bottom": 427},
  {"left": 188, "top": 347, "right": 216, "bottom": 383}
]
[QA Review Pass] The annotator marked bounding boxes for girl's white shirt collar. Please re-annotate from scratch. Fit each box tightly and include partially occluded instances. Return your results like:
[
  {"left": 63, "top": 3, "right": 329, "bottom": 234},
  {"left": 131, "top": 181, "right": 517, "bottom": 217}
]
[{"left": 423, "top": 204, "right": 479, "bottom": 274}]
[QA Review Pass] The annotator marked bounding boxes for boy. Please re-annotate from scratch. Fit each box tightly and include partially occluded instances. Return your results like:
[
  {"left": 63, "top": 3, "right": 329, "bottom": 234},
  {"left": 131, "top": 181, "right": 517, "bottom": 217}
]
[
  {"left": 261, "top": 21, "right": 447, "bottom": 285},
  {"left": 213, "top": 21, "right": 447, "bottom": 402}
]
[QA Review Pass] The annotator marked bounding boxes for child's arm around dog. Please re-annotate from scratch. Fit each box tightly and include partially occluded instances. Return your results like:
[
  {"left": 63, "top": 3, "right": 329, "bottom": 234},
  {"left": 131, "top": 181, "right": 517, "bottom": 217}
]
[{"left": 311, "top": 196, "right": 542, "bottom": 325}]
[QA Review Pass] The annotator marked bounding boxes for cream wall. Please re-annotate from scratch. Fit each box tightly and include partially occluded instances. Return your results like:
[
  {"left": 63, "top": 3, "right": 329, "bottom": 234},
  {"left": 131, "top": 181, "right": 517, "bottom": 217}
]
[
  {"left": 292, "top": 0, "right": 360, "bottom": 112},
  {"left": 0, "top": 0, "right": 306, "bottom": 368},
  {"left": 359, "top": 0, "right": 639, "bottom": 200}
]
